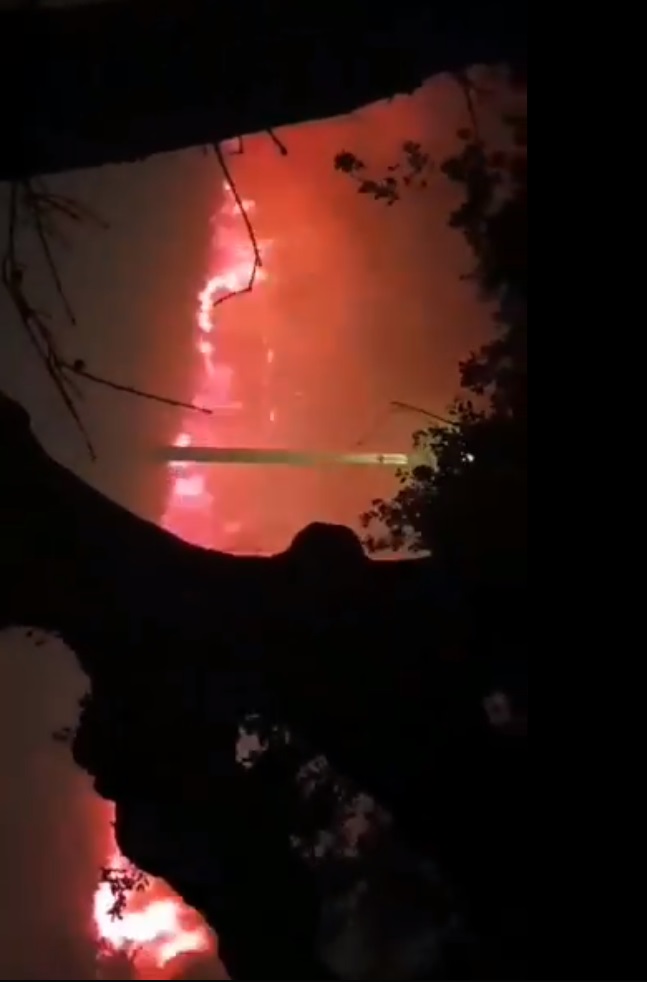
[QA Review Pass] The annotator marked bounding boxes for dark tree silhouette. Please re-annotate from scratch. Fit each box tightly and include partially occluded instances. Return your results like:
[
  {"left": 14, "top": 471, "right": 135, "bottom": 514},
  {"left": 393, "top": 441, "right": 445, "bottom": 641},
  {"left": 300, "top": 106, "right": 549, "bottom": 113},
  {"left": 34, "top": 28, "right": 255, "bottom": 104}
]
[
  {"left": 0, "top": 373, "right": 525, "bottom": 977},
  {"left": 1, "top": 0, "right": 527, "bottom": 180},
  {"left": 335, "top": 72, "right": 528, "bottom": 975},
  {"left": 356, "top": 80, "right": 527, "bottom": 583}
]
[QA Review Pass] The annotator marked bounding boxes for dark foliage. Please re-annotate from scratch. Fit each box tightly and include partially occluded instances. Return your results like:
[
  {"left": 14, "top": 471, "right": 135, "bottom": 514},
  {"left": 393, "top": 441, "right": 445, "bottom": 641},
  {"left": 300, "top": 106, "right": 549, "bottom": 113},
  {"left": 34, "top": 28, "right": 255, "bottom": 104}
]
[
  {"left": 337, "top": 78, "right": 528, "bottom": 594},
  {"left": 334, "top": 74, "right": 528, "bottom": 977}
]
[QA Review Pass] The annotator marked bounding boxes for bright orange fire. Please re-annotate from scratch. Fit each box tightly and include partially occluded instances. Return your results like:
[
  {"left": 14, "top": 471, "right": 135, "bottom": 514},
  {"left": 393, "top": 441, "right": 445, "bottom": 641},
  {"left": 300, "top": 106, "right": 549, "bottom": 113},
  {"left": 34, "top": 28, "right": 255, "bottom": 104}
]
[
  {"left": 93, "top": 846, "right": 211, "bottom": 975},
  {"left": 93, "top": 177, "right": 268, "bottom": 975}
]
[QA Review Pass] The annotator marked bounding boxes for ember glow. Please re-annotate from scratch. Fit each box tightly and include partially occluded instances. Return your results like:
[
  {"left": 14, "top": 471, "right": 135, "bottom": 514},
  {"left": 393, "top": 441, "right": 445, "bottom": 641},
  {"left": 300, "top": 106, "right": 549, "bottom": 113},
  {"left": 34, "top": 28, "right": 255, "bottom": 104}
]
[{"left": 92, "top": 177, "right": 270, "bottom": 975}]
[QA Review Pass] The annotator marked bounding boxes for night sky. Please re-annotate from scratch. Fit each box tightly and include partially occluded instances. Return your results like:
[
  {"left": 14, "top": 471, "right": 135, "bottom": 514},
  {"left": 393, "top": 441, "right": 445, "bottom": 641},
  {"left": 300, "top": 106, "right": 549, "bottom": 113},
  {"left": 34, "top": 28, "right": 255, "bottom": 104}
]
[{"left": 0, "top": 75, "right": 488, "bottom": 978}]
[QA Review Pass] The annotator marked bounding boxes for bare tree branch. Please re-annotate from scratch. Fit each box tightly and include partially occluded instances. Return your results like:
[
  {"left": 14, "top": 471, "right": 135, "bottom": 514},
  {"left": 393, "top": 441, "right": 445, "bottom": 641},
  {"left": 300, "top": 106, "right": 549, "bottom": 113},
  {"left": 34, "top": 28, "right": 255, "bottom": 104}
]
[
  {"left": 2, "top": 178, "right": 213, "bottom": 458},
  {"left": 2, "top": 127, "right": 292, "bottom": 456},
  {"left": 212, "top": 143, "right": 263, "bottom": 307}
]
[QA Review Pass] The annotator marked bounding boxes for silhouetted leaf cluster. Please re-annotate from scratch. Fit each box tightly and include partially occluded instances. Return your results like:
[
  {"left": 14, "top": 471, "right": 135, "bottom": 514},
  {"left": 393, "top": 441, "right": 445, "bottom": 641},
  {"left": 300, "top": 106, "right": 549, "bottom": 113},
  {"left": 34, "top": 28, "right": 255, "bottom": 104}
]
[
  {"left": 100, "top": 861, "right": 150, "bottom": 921},
  {"left": 334, "top": 139, "right": 434, "bottom": 205},
  {"left": 359, "top": 82, "right": 527, "bottom": 593}
]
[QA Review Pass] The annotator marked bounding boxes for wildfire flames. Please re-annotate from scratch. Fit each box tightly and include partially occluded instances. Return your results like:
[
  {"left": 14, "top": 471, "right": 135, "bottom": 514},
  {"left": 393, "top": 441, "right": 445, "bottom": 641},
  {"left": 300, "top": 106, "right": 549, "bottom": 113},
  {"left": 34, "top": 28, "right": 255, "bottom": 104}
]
[
  {"left": 93, "top": 850, "right": 211, "bottom": 975},
  {"left": 93, "top": 177, "right": 268, "bottom": 976}
]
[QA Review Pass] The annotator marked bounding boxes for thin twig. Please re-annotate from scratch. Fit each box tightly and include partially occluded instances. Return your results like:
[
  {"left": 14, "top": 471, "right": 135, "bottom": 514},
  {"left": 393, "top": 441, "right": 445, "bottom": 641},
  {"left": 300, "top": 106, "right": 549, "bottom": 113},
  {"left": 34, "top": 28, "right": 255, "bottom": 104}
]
[
  {"left": 62, "top": 360, "right": 211, "bottom": 414},
  {"left": 267, "top": 129, "right": 288, "bottom": 156},
  {"left": 212, "top": 143, "right": 262, "bottom": 309},
  {"left": 455, "top": 70, "right": 483, "bottom": 144},
  {"left": 391, "top": 400, "right": 456, "bottom": 427},
  {"left": 2, "top": 183, "right": 98, "bottom": 457},
  {"left": 22, "top": 180, "right": 77, "bottom": 326}
]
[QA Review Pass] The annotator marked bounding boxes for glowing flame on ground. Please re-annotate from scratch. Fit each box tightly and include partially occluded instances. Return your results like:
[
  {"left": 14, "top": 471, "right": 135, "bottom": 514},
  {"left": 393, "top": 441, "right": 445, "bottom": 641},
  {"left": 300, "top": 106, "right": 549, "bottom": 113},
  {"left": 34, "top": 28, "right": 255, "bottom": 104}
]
[
  {"left": 93, "top": 178, "right": 269, "bottom": 975},
  {"left": 93, "top": 848, "right": 210, "bottom": 974}
]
